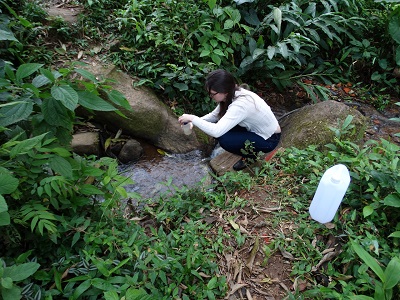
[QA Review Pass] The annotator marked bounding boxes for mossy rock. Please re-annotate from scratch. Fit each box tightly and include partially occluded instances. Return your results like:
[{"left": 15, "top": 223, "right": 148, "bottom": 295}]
[{"left": 279, "top": 100, "right": 367, "bottom": 150}]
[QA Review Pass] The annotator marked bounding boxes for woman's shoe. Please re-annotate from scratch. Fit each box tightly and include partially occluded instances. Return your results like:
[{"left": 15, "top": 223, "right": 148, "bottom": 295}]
[{"left": 233, "top": 159, "right": 246, "bottom": 171}]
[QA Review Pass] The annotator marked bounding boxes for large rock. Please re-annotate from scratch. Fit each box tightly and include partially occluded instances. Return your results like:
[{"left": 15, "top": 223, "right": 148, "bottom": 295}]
[
  {"left": 79, "top": 62, "right": 202, "bottom": 153},
  {"left": 209, "top": 100, "right": 367, "bottom": 175},
  {"left": 279, "top": 100, "right": 367, "bottom": 149},
  {"left": 71, "top": 132, "right": 100, "bottom": 156}
]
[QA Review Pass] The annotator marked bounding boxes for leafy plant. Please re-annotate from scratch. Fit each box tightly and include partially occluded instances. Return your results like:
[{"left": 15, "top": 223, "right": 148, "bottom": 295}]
[
  {"left": 349, "top": 240, "right": 400, "bottom": 300},
  {"left": 237, "top": 0, "right": 365, "bottom": 93},
  {"left": 0, "top": 258, "right": 40, "bottom": 300}
]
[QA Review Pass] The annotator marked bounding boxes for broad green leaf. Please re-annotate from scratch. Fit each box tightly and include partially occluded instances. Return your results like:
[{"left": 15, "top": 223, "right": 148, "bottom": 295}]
[
  {"left": 207, "top": 276, "right": 218, "bottom": 289},
  {"left": 0, "top": 174, "right": 19, "bottom": 195},
  {"left": 362, "top": 205, "right": 374, "bottom": 217},
  {"left": 343, "top": 115, "right": 354, "bottom": 128},
  {"left": 215, "top": 34, "right": 229, "bottom": 44},
  {"left": 211, "top": 53, "right": 221, "bottom": 65},
  {"left": 106, "top": 90, "right": 132, "bottom": 110},
  {"left": 51, "top": 85, "right": 79, "bottom": 111},
  {"left": 0, "top": 196, "right": 8, "bottom": 213},
  {"left": 388, "top": 231, "right": 400, "bottom": 238},
  {"left": 43, "top": 147, "right": 71, "bottom": 157},
  {"left": 388, "top": 14, "right": 400, "bottom": 44},
  {"left": 1, "top": 285, "right": 21, "bottom": 300},
  {"left": 79, "top": 184, "right": 104, "bottom": 195},
  {"left": 200, "top": 49, "right": 211, "bottom": 57},
  {"left": 10, "top": 133, "right": 47, "bottom": 158},
  {"left": 16, "top": 63, "right": 43, "bottom": 82},
  {"left": 383, "top": 194, "right": 400, "bottom": 207},
  {"left": 351, "top": 240, "right": 384, "bottom": 282},
  {"left": 71, "top": 232, "right": 81, "bottom": 247},
  {"left": 243, "top": 8, "right": 260, "bottom": 26},
  {"left": 224, "top": 19, "right": 234, "bottom": 30},
  {"left": 77, "top": 91, "right": 118, "bottom": 111},
  {"left": 42, "top": 98, "right": 73, "bottom": 129},
  {"left": 278, "top": 42, "right": 289, "bottom": 58},
  {"left": 40, "top": 68, "right": 58, "bottom": 82},
  {"left": 104, "top": 291, "right": 119, "bottom": 300},
  {"left": 267, "top": 46, "right": 276, "bottom": 59},
  {"left": 231, "top": 32, "right": 243, "bottom": 45},
  {"left": 348, "top": 296, "right": 374, "bottom": 300},
  {"left": 1, "top": 277, "right": 13, "bottom": 289},
  {"left": 49, "top": 156, "right": 73, "bottom": 178},
  {"left": 3, "top": 262, "right": 40, "bottom": 281},
  {"left": 273, "top": 7, "right": 282, "bottom": 33},
  {"left": 252, "top": 48, "right": 266, "bottom": 60},
  {"left": 91, "top": 278, "right": 115, "bottom": 291},
  {"left": 32, "top": 74, "right": 52, "bottom": 88},
  {"left": 125, "top": 288, "right": 152, "bottom": 300},
  {"left": 173, "top": 82, "right": 188, "bottom": 91},
  {"left": 384, "top": 257, "right": 400, "bottom": 289},
  {"left": 0, "top": 99, "right": 33, "bottom": 127},
  {"left": 72, "top": 279, "right": 91, "bottom": 299},
  {"left": 0, "top": 29, "right": 18, "bottom": 42},
  {"left": 0, "top": 211, "right": 11, "bottom": 226},
  {"left": 207, "top": 0, "right": 217, "bottom": 9},
  {"left": 75, "top": 68, "right": 99, "bottom": 83}
]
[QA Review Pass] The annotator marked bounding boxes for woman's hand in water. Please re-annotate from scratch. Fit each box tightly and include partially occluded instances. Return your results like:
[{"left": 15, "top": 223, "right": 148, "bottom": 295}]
[{"left": 178, "top": 114, "right": 195, "bottom": 124}]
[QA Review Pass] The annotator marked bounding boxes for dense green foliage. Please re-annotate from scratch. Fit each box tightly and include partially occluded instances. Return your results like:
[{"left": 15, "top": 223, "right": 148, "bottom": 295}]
[
  {"left": 0, "top": 0, "right": 399, "bottom": 299},
  {"left": 261, "top": 118, "right": 400, "bottom": 299},
  {"left": 77, "top": 0, "right": 399, "bottom": 112}
]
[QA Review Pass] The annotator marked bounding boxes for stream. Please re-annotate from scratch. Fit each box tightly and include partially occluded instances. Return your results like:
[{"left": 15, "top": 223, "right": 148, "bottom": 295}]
[{"left": 118, "top": 98, "right": 399, "bottom": 201}]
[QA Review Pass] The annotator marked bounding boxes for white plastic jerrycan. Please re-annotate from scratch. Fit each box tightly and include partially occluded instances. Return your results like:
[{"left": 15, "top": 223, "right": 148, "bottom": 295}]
[{"left": 309, "top": 164, "right": 351, "bottom": 224}]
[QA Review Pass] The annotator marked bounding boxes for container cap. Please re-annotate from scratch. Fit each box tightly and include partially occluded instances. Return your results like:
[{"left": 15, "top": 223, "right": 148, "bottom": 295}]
[{"left": 331, "top": 172, "right": 341, "bottom": 183}]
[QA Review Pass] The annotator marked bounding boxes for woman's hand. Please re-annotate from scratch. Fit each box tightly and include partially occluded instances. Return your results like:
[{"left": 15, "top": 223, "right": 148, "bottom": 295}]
[{"left": 178, "top": 114, "right": 195, "bottom": 124}]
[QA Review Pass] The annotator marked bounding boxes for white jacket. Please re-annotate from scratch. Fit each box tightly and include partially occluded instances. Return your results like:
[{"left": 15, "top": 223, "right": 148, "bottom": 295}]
[{"left": 192, "top": 88, "right": 279, "bottom": 139}]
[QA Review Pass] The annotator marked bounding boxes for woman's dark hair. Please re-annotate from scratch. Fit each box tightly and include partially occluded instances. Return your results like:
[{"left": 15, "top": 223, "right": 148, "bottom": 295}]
[{"left": 205, "top": 69, "right": 238, "bottom": 118}]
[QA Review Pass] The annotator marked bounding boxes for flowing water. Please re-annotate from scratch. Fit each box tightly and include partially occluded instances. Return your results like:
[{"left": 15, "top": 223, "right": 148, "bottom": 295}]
[
  {"left": 118, "top": 99, "right": 399, "bottom": 201},
  {"left": 119, "top": 145, "right": 214, "bottom": 201}
]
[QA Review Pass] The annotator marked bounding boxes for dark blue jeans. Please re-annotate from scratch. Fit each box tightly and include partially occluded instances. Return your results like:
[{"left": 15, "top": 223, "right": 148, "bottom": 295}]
[{"left": 217, "top": 125, "right": 281, "bottom": 159}]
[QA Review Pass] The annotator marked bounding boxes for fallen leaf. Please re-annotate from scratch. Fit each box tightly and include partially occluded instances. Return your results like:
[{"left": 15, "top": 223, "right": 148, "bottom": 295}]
[
  {"left": 343, "top": 87, "right": 351, "bottom": 94},
  {"left": 227, "top": 283, "right": 247, "bottom": 296},
  {"left": 229, "top": 219, "right": 239, "bottom": 230},
  {"left": 279, "top": 247, "right": 295, "bottom": 260},
  {"left": 246, "top": 289, "right": 253, "bottom": 300},
  {"left": 246, "top": 236, "right": 259, "bottom": 271},
  {"left": 198, "top": 272, "right": 211, "bottom": 278}
]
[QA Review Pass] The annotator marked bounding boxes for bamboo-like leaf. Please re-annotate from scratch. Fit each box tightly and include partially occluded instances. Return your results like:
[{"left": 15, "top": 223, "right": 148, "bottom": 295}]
[{"left": 351, "top": 240, "right": 384, "bottom": 282}]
